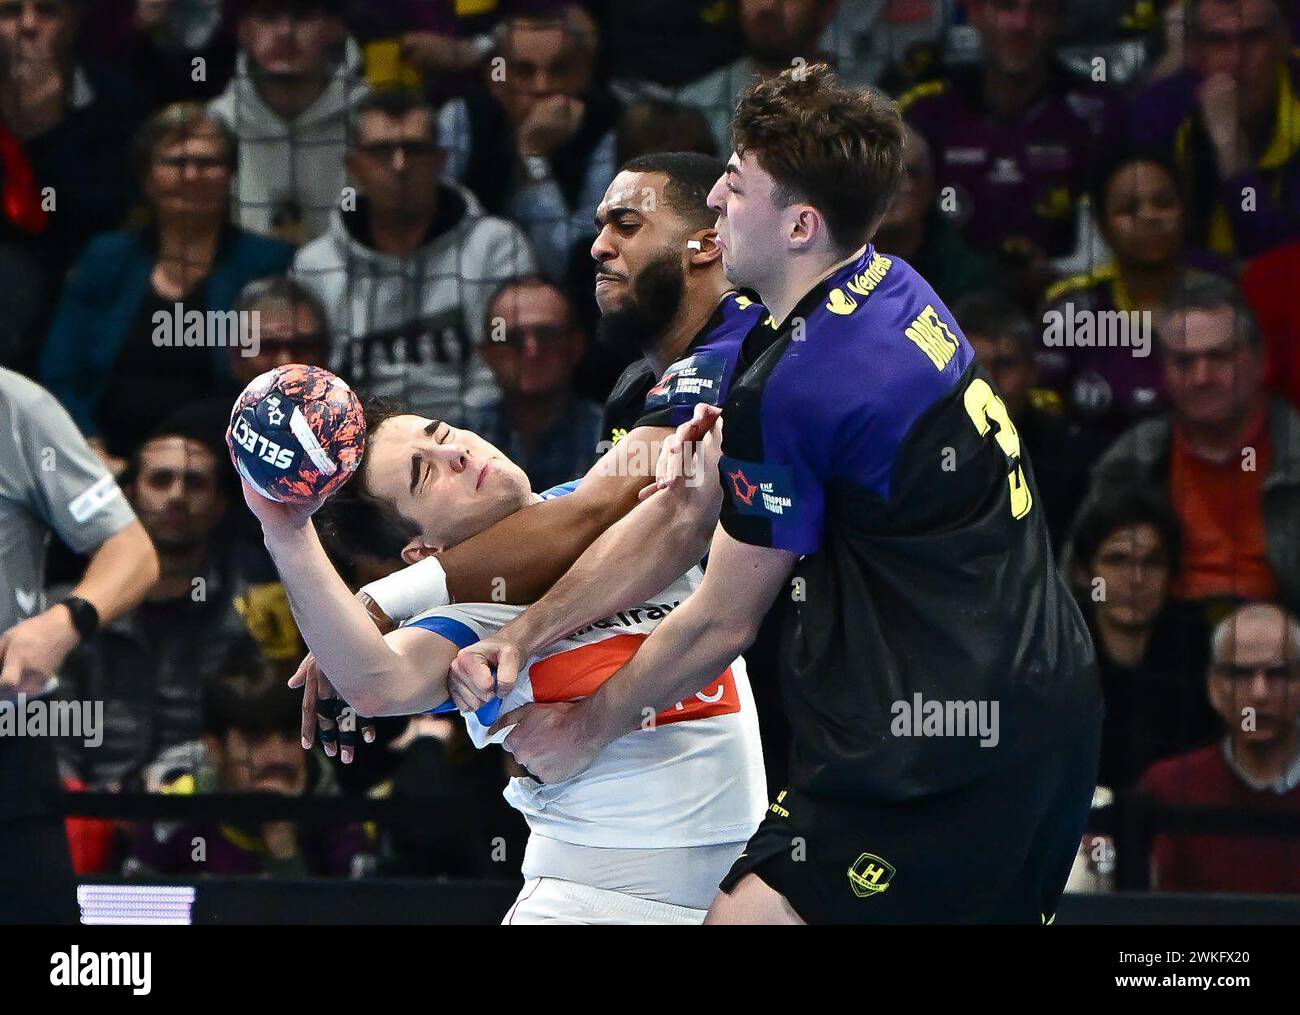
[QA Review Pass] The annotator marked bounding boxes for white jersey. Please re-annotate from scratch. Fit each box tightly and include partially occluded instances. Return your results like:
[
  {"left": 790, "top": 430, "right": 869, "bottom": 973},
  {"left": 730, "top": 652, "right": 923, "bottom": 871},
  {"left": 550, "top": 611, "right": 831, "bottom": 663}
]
[{"left": 404, "top": 568, "right": 767, "bottom": 850}]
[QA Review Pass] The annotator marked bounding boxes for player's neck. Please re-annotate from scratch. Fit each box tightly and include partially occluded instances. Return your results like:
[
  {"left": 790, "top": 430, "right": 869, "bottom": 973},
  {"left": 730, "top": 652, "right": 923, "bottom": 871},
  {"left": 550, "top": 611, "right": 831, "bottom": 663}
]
[
  {"left": 645, "top": 281, "right": 732, "bottom": 376},
  {"left": 763, "top": 244, "right": 866, "bottom": 328}
]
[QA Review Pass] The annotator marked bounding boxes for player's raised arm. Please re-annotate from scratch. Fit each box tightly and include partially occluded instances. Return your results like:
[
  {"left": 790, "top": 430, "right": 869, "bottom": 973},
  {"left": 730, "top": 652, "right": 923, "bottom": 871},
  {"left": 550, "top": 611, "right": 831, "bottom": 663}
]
[{"left": 245, "top": 482, "right": 447, "bottom": 718}]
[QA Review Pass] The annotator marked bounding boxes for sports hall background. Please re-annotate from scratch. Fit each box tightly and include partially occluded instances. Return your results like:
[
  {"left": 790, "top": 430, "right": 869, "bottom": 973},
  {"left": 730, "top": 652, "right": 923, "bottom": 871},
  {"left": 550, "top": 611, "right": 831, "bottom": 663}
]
[{"left": 1, "top": 0, "right": 1298, "bottom": 923}]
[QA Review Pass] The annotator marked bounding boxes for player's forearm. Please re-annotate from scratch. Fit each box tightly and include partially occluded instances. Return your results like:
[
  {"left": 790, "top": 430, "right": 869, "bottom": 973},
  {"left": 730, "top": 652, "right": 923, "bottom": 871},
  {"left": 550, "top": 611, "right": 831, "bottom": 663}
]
[
  {"left": 73, "top": 521, "right": 159, "bottom": 624},
  {"left": 500, "top": 484, "right": 717, "bottom": 658},
  {"left": 263, "top": 523, "right": 424, "bottom": 713},
  {"left": 438, "top": 427, "right": 664, "bottom": 604},
  {"left": 584, "top": 592, "right": 754, "bottom": 745}
]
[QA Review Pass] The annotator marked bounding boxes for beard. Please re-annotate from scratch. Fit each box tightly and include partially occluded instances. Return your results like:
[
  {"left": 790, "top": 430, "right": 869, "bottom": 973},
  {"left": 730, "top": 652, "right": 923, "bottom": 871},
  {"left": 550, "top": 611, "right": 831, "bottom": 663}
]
[{"left": 595, "top": 250, "right": 686, "bottom": 357}]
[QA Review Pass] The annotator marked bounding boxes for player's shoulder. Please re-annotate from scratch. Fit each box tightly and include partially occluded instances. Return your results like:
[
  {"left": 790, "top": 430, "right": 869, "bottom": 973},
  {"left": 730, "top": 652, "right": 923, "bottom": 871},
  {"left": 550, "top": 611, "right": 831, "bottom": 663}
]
[
  {"left": 787, "top": 252, "right": 972, "bottom": 412},
  {"left": 0, "top": 368, "right": 73, "bottom": 434}
]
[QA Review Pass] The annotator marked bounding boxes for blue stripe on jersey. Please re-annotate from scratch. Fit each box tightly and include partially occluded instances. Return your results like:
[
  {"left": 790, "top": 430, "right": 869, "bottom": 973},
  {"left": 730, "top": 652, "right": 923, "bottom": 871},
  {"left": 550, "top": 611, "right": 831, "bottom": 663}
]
[
  {"left": 406, "top": 615, "right": 501, "bottom": 726},
  {"left": 539, "top": 478, "right": 581, "bottom": 500},
  {"left": 408, "top": 614, "right": 479, "bottom": 648}
]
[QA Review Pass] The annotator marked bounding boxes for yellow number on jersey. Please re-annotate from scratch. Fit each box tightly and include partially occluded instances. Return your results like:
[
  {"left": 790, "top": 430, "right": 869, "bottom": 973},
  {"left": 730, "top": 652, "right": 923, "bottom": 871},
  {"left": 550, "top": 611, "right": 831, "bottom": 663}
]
[{"left": 963, "top": 378, "right": 1033, "bottom": 520}]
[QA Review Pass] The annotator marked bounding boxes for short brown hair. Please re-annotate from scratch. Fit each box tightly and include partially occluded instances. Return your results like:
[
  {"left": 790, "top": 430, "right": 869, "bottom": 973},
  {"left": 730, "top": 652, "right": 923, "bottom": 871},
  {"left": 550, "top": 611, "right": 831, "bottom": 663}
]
[{"left": 730, "top": 63, "right": 904, "bottom": 252}]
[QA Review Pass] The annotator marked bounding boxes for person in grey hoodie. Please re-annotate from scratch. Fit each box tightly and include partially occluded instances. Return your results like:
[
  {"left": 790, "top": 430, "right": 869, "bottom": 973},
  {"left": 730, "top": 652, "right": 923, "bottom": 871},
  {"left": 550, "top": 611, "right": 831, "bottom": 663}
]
[
  {"left": 292, "top": 87, "right": 537, "bottom": 424},
  {"left": 209, "top": 0, "right": 369, "bottom": 244}
]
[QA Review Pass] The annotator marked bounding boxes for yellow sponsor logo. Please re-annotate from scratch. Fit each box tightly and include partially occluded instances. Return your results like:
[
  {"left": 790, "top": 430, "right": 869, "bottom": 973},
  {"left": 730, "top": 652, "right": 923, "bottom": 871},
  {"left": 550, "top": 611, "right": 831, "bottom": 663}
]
[
  {"left": 848, "top": 853, "right": 896, "bottom": 898},
  {"left": 611, "top": 427, "right": 628, "bottom": 446},
  {"left": 825, "top": 254, "right": 893, "bottom": 315},
  {"left": 769, "top": 788, "right": 791, "bottom": 818}
]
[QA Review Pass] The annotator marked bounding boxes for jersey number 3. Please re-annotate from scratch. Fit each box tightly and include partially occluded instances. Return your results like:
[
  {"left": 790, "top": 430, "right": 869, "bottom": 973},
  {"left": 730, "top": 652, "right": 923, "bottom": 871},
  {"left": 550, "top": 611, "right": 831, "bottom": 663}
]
[{"left": 963, "top": 378, "right": 1033, "bottom": 520}]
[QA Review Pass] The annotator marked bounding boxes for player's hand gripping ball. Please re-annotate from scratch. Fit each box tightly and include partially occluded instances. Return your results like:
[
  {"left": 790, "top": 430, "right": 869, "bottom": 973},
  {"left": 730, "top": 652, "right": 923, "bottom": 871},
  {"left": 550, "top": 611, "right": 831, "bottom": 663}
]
[{"left": 227, "top": 364, "right": 365, "bottom": 505}]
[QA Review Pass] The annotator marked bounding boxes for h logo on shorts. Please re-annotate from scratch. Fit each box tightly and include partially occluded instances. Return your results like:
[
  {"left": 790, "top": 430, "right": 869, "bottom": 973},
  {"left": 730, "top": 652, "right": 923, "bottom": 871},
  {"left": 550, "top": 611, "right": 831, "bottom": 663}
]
[{"left": 848, "top": 853, "right": 895, "bottom": 898}]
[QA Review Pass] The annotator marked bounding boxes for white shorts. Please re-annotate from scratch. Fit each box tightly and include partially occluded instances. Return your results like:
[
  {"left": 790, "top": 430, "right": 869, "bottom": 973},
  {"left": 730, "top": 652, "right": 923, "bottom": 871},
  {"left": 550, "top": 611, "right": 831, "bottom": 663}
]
[{"left": 502, "top": 877, "right": 708, "bottom": 925}]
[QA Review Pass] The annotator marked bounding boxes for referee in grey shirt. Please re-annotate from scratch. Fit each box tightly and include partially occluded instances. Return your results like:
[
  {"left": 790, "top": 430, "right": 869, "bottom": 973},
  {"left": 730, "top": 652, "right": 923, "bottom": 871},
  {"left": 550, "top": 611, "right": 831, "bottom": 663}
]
[{"left": 0, "top": 367, "right": 158, "bottom": 924}]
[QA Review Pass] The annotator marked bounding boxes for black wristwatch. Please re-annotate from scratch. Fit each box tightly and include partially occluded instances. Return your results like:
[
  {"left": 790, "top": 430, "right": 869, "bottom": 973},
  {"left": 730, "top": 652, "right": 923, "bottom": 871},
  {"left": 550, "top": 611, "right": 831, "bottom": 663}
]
[{"left": 62, "top": 595, "right": 100, "bottom": 643}]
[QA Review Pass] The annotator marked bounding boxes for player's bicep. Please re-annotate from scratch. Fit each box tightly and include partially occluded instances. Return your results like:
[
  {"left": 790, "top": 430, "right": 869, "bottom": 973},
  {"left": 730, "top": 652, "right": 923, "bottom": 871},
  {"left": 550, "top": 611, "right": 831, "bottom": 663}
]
[
  {"left": 695, "top": 523, "right": 798, "bottom": 642},
  {"left": 366, "top": 626, "right": 460, "bottom": 716}
]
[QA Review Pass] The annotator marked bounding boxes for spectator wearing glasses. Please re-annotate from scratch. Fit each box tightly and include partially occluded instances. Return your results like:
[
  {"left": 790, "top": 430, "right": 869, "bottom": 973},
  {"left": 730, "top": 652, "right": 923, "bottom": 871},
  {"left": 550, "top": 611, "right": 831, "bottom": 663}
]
[
  {"left": 209, "top": 0, "right": 369, "bottom": 245},
  {"left": 39, "top": 102, "right": 293, "bottom": 472},
  {"left": 1129, "top": 0, "right": 1300, "bottom": 258},
  {"left": 1070, "top": 275, "right": 1300, "bottom": 616},
  {"left": 461, "top": 276, "right": 602, "bottom": 494},
  {"left": 1141, "top": 602, "right": 1300, "bottom": 894},
  {"left": 293, "top": 87, "right": 535, "bottom": 424},
  {"left": 228, "top": 274, "right": 330, "bottom": 385}
]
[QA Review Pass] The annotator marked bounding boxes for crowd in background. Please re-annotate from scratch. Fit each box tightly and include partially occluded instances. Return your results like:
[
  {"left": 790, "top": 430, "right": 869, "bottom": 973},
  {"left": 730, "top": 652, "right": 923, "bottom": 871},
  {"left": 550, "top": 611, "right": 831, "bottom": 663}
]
[{"left": 0, "top": 0, "right": 1297, "bottom": 895}]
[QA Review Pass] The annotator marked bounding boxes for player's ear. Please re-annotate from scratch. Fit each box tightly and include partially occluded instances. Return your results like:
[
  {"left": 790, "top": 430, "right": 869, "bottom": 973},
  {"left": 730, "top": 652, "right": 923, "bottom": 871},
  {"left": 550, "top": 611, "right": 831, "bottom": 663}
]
[
  {"left": 786, "top": 205, "right": 819, "bottom": 251},
  {"left": 686, "top": 229, "right": 722, "bottom": 267},
  {"left": 401, "top": 539, "right": 441, "bottom": 565}
]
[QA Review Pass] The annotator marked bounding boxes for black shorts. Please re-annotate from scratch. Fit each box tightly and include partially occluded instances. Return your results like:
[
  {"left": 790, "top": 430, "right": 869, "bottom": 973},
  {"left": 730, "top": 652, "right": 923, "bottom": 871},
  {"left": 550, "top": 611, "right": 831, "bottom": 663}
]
[{"left": 720, "top": 721, "right": 1101, "bottom": 924}]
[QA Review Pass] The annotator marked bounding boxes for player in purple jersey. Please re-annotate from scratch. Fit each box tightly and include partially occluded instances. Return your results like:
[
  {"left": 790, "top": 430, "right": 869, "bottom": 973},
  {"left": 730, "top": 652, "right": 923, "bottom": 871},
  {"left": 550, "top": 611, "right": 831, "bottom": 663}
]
[{"left": 456, "top": 65, "right": 1102, "bottom": 925}]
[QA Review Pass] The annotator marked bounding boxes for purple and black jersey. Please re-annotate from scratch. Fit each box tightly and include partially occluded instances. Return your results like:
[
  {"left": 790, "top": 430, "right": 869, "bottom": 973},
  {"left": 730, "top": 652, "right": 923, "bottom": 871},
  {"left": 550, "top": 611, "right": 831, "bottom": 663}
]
[
  {"left": 598, "top": 291, "right": 764, "bottom": 449},
  {"left": 719, "top": 246, "right": 1102, "bottom": 801}
]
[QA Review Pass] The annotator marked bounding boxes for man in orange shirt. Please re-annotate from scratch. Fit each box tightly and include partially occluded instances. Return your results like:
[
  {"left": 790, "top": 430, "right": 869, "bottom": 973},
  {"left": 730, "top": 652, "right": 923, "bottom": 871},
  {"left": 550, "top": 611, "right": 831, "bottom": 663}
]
[{"left": 1071, "top": 274, "right": 1300, "bottom": 616}]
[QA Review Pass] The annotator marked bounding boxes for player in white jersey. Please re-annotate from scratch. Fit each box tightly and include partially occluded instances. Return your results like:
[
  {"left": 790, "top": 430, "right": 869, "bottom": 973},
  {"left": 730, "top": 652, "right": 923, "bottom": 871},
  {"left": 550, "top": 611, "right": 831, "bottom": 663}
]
[{"left": 240, "top": 410, "right": 765, "bottom": 924}]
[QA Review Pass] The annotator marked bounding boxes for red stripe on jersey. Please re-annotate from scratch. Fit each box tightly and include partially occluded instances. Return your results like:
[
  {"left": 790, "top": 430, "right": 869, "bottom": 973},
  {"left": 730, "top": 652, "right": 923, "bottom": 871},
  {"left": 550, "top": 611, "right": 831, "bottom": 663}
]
[{"left": 529, "top": 633, "right": 739, "bottom": 725}]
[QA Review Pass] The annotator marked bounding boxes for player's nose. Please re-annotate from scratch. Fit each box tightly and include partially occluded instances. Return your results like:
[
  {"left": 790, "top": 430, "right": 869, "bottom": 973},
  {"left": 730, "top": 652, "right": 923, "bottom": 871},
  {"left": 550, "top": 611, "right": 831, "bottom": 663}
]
[
  {"left": 591, "top": 228, "right": 616, "bottom": 264},
  {"left": 706, "top": 175, "right": 727, "bottom": 215},
  {"left": 428, "top": 444, "right": 470, "bottom": 473}
]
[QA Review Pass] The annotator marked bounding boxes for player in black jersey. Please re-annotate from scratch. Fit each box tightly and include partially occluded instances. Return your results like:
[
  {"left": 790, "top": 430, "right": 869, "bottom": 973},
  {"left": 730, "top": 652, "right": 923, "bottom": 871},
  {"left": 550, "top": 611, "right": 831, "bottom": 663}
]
[{"left": 458, "top": 66, "right": 1102, "bottom": 924}]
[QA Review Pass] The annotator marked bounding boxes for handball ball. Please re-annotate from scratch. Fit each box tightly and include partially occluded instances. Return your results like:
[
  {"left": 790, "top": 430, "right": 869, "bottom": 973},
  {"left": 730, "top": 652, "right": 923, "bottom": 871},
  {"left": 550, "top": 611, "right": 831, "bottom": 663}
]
[{"left": 227, "top": 364, "right": 365, "bottom": 504}]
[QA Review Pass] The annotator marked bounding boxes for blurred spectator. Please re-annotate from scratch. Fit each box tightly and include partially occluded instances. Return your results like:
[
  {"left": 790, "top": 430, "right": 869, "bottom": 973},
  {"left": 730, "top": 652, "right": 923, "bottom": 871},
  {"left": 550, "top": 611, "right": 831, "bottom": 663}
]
[
  {"left": 461, "top": 276, "right": 602, "bottom": 493},
  {"left": 374, "top": 713, "right": 527, "bottom": 879},
  {"left": 78, "top": 0, "right": 238, "bottom": 105},
  {"left": 1142, "top": 602, "right": 1300, "bottom": 894},
  {"left": 898, "top": 0, "right": 1125, "bottom": 298},
  {"left": 53, "top": 421, "right": 270, "bottom": 791},
  {"left": 675, "top": 0, "right": 840, "bottom": 155},
  {"left": 294, "top": 87, "right": 535, "bottom": 423},
  {"left": 39, "top": 103, "right": 292, "bottom": 467},
  {"left": 0, "top": 117, "right": 53, "bottom": 372},
  {"left": 1129, "top": 0, "right": 1300, "bottom": 258},
  {"left": 820, "top": 0, "right": 952, "bottom": 90},
  {"left": 1241, "top": 239, "right": 1300, "bottom": 409},
  {"left": 124, "top": 660, "right": 373, "bottom": 877},
  {"left": 228, "top": 273, "right": 329, "bottom": 384},
  {"left": 875, "top": 121, "right": 1004, "bottom": 306},
  {"left": 596, "top": 0, "right": 743, "bottom": 94},
  {"left": 1037, "top": 150, "right": 1225, "bottom": 443},
  {"left": 614, "top": 99, "right": 717, "bottom": 166},
  {"left": 209, "top": 0, "right": 368, "bottom": 245},
  {"left": 1073, "top": 275, "right": 1300, "bottom": 615},
  {"left": 954, "top": 290, "right": 1091, "bottom": 549},
  {"left": 0, "top": 0, "right": 151, "bottom": 296},
  {"left": 1068, "top": 487, "right": 1219, "bottom": 791},
  {"left": 437, "top": 6, "right": 617, "bottom": 278}
]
